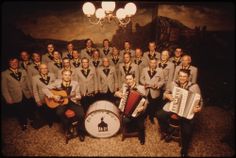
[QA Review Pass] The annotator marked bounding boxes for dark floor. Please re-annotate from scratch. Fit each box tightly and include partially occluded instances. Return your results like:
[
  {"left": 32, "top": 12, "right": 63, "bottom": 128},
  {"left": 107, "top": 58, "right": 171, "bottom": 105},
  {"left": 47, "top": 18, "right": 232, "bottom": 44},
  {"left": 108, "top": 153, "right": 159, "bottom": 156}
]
[{"left": 1, "top": 105, "right": 235, "bottom": 157}]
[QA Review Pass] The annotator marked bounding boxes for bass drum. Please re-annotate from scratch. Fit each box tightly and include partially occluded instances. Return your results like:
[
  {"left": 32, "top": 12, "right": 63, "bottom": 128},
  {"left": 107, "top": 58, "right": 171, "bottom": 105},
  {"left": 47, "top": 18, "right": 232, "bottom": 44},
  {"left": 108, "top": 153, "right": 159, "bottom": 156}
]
[{"left": 85, "top": 100, "right": 121, "bottom": 138}]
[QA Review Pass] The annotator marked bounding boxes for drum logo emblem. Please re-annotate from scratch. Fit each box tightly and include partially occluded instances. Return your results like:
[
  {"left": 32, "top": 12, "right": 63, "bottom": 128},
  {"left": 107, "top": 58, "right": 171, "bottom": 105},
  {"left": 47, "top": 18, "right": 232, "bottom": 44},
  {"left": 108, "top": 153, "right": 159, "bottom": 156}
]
[{"left": 98, "top": 117, "right": 108, "bottom": 132}]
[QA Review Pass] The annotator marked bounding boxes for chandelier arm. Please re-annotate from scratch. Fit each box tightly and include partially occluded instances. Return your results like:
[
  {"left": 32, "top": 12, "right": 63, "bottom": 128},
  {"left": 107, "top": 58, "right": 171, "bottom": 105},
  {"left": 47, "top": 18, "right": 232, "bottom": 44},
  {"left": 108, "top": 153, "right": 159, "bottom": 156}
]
[
  {"left": 119, "top": 17, "right": 131, "bottom": 25},
  {"left": 88, "top": 17, "right": 102, "bottom": 25}
]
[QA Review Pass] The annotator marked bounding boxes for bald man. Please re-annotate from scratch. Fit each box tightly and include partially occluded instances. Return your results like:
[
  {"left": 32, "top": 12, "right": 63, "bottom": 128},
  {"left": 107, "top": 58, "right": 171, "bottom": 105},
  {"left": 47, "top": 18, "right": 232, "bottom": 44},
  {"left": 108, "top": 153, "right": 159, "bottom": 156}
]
[
  {"left": 173, "top": 55, "right": 198, "bottom": 83},
  {"left": 32, "top": 64, "right": 56, "bottom": 127},
  {"left": 157, "top": 50, "right": 175, "bottom": 90},
  {"left": 97, "top": 57, "right": 118, "bottom": 103}
]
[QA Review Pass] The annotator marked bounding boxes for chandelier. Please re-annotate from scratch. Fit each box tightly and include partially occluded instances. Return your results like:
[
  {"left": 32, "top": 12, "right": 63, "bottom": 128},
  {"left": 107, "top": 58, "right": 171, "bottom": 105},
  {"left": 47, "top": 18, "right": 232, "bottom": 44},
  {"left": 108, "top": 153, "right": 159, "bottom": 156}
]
[{"left": 82, "top": 1, "right": 137, "bottom": 27}]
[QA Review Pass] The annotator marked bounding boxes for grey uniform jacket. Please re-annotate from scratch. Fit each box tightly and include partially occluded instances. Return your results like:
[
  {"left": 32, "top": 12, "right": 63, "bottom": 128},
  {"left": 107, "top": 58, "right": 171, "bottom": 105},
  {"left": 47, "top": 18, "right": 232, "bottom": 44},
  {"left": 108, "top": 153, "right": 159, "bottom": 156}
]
[
  {"left": 140, "top": 67, "right": 165, "bottom": 99},
  {"left": 143, "top": 51, "right": 161, "bottom": 62},
  {"left": 57, "top": 68, "right": 77, "bottom": 81},
  {"left": 132, "top": 57, "right": 148, "bottom": 74},
  {"left": 97, "top": 66, "right": 118, "bottom": 93},
  {"left": 42, "top": 79, "right": 81, "bottom": 104},
  {"left": 47, "top": 61, "right": 63, "bottom": 78},
  {"left": 32, "top": 73, "right": 56, "bottom": 103},
  {"left": 75, "top": 67, "right": 98, "bottom": 96},
  {"left": 118, "top": 63, "right": 139, "bottom": 88},
  {"left": 1, "top": 69, "right": 32, "bottom": 103},
  {"left": 80, "top": 48, "right": 96, "bottom": 60},
  {"left": 157, "top": 61, "right": 175, "bottom": 89},
  {"left": 42, "top": 53, "right": 54, "bottom": 64},
  {"left": 27, "top": 63, "right": 41, "bottom": 88},
  {"left": 99, "top": 47, "right": 113, "bottom": 58}
]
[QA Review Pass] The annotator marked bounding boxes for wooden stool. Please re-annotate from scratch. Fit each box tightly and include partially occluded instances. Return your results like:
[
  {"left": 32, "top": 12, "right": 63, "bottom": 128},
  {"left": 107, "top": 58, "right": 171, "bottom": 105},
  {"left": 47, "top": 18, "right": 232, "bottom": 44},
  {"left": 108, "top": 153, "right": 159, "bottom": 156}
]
[
  {"left": 168, "top": 114, "right": 181, "bottom": 146},
  {"left": 65, "top": 109, "right": 79, "bottom": 144}
]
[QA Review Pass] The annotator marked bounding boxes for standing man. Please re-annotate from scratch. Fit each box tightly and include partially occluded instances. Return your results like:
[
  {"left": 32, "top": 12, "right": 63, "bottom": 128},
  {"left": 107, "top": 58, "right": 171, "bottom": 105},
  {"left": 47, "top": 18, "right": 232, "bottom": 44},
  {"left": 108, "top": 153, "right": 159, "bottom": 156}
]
[
  {"left": 62, "top": 42, "right": 74, "bottom": 59},
  {"left": 80, "top": 39, "right": 96, "bottom": 60},
  {"left": 140, "top": 58, "right": 165, "bottom": 123},
  {"left": 70, "top": 50, "right": 82, "bottom": 69},
  {"left": 143, "top": 41, "right": 160, "bottom": 62},
  {"left": 109, "top": 46, "right": 123, "bottom": 78},
  {"left": 47, "top": 51, "right": 63, "bottom": 78},
  {"left": 156, "top": 69, "right": 203, "bottom": 157},
  {"left": 75, "top": 57, "right": 98, "bottom": 112},
  {"left": 118, "top": 53, "right": 139, "bottom": 88},
  {"left": 57, "top": 57, "right": 77, "bottom": 81},
  {"left": 97, "top": 57, "right": 118, "bottom": 103},
  {"left": 169, "top": 48, "right": 183, "bottom": 68},
  {"left": 157, "top": 50, "right": 175, "bottom": 90},
  {"left": 32, "top": 64, "right": 56, "bottom": 127},
  {"left": 27, "top": 52, "right": 42, "bottom": 87},
  {"left": 1, "top": 57, "right": 33, "bottom": 130},
  {"left": 115, "top": 73, "right": 148, "bottom": 145},
  {"left": 120, "top": 41, "right": 135, "bottom": 58},
  {"left": 43, "top": 70, "right": 86, "bottom": 141},
  {"left": 132, "top": 48, "right": 148, "bottom": 74},
  {"left": 173, "top": 55, "right": 198, "bottom": 83},
  {"left": 42, "top": 43, "right": 55, "bottom": 64},
  {"left": 19, "top": 51, "right": 32, "bottom": 71},
  {"left": 99, "top": 39, "right": 113, "bottom": 58}
]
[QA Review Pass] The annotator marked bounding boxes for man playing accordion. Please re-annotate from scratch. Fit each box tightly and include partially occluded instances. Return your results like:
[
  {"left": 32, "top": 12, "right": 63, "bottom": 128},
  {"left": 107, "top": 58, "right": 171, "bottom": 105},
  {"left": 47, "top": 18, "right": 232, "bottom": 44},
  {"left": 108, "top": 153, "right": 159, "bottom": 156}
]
[
  {"left": 115, "top": 73, "right": 148, "bottom": 145},
  {"left": 156, "top": 69, "right": 203, "bottom": 157}
]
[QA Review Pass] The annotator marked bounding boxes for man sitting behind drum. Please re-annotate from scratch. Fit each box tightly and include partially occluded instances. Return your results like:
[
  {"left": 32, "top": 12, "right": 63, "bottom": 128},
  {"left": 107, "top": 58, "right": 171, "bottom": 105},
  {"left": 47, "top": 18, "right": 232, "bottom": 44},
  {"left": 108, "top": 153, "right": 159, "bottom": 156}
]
[
  {"left": 42, "top": 69, "right": 86, "bottom": 142},
  {"left": 114, "top": 73, "right": 148, "bottom": 145}
]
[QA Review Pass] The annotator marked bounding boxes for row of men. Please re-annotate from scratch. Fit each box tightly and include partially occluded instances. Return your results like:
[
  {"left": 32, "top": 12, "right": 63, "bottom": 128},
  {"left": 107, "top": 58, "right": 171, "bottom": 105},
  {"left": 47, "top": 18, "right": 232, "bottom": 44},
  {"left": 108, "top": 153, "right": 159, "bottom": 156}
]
[
  {"left": 1, "top": 58, "right": 202, "bottom": 157},
  {"left": 1, "top": 41, "right": 200, "bottom": 157}
]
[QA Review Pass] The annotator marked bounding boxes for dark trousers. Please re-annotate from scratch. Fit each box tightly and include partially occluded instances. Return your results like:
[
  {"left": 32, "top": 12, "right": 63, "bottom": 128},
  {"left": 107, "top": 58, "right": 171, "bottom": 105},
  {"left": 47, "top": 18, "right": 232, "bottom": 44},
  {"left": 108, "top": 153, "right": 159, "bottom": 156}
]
[
  {"left": 122, "top": 113, "right": 146, "bottom": 141},
  {"left": 81, "top": 95, "right": 95, "bottom": 113},
  {"left": 5, "top": 96, "right": 32, "bottom": 127},
  {"left": 55, "top": 101, "right": 85, "bottom": 134},
  {"left": 156, "top": 109, "right": 194, "bottom": 154},
  {"left": 99, "top": 90, "right": 116, "bottom": 104},
  {"left": 146, "top": 93, "right": 162, "bottom": 119}
]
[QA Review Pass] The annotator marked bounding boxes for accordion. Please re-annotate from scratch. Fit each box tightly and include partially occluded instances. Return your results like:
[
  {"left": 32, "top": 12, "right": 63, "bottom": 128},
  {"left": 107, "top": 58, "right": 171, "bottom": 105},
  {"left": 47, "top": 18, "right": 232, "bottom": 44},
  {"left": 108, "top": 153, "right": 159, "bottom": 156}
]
[
  {"left": 167, "top": 86, "right": 201, "bottom": 119},
  {"left": 119, "top": 89, "right": 146, "bottom": 118}
]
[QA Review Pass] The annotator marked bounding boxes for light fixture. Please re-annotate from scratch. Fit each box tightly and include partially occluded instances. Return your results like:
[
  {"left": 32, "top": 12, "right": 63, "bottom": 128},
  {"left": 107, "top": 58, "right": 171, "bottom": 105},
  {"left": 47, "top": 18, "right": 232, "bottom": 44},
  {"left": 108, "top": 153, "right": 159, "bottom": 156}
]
[{"left": 82, "top": 1, "right": 137, "bottom": 27}]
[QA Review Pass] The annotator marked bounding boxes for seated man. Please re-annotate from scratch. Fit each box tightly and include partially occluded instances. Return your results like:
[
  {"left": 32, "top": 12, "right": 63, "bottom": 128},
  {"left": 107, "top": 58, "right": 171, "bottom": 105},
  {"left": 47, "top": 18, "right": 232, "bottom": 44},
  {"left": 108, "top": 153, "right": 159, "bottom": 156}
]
[
  {"left": 115, "top": 73, "right": 148, "bottom": 145},
  {"left": 156, "top": 69, "right": 203, "bottom": 157},
  {"left": 43, "top": 69, "right": 86, "bottom": 142}
]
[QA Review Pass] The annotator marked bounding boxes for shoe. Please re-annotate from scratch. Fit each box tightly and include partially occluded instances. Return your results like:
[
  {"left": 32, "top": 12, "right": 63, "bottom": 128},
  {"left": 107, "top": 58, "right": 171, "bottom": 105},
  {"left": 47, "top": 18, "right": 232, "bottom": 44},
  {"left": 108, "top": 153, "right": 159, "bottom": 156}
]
[
  {"left": 78, "top": 134, "right": 85, "bottom": 142},
  {"left": 180, "top": 149, "right": 188, "bottom": 157},
  {"left": 164, "top": 135, "right": 172, "bottom": 143},
  {"left": 21, "top": 124, "right": 27, "bottom": 131},
  {"left": 149, "top": 117, "right": 155, "bottom": 124},
  {"left": 160, "top": 132, "right": 167, "bottom": 141},
  {"left": 48, "top": 123, "right": 53, "bottom": 128},
  {"left": 140, "top": 139, "right": 145, "bottom": 145}
]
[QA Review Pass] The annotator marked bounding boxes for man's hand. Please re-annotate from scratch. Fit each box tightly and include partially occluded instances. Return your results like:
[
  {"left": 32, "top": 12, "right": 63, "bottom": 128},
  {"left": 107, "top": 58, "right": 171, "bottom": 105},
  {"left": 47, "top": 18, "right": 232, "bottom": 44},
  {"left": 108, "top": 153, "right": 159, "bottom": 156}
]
[
  {"left": 165, "top": 93, "right": 173, "bottom": 101},
  {"left": 193, "top": 100, "right": 201, "bottom": 113},
  {"left": 36, "top": 101, "right": 43, "bottom": 106},
  {"left": 152, "top": 84, "right": 158, "bottom": 89},
  {"left": 6, "top": 98, "right": 13, "bottom": 104},
  {"left": 53, "top": 95, "right": 61, "bottom": 102},
  {"left": 115, "top": 91, "right": 124, "bottom": 99}
]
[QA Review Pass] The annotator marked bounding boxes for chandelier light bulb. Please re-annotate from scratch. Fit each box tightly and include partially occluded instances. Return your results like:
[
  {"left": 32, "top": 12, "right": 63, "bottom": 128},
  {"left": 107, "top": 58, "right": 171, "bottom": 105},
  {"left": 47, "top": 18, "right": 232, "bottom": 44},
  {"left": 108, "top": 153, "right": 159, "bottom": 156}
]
[
  {"left": 82, "top": 2, "right": 96, "bottom": 16},
  {"left": 95, "top": 8, "right": 106, "bottom": 19},
  {"left": 101, "top": 1, "right": 116, "bottom": 13},
  {"left": 124, "top": 2, "right": 137, "bottom": 17},
  {"left": 116, "top": 8, "right": 126, "bottom": 20}
]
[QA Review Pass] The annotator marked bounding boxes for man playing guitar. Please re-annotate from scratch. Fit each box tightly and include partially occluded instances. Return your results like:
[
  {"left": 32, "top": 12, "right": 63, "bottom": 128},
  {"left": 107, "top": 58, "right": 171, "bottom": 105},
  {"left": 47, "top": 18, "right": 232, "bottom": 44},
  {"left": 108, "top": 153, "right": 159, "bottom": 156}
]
[{"left": 42, "top": 69, "right": 86, "bottom": 141}]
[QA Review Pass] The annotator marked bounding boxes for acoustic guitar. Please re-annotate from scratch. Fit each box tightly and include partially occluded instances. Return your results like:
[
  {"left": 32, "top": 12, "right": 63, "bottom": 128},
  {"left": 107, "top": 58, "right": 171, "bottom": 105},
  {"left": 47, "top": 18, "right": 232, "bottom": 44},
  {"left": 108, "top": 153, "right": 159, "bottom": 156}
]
[{"left": 45, "top": 89, "right": 74, "bottom": 109}]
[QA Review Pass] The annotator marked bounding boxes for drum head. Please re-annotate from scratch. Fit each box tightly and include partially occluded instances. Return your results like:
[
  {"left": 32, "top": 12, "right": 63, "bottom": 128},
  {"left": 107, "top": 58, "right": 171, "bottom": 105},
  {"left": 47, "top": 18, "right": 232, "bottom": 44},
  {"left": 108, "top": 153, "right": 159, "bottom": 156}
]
[{"left": 85, "top": 100, "right": 121, "bottom": 138}]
